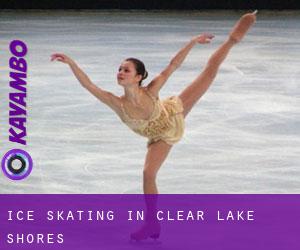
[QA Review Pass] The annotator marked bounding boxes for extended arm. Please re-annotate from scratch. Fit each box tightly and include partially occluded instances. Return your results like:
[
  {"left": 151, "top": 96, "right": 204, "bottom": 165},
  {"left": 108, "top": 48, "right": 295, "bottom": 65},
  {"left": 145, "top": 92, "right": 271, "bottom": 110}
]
[
  {"left": 51, "top": 53, "right": 121, "bottom": 114},
  {"left": 147, "top": 33, "right": 214, "bottom": 96}
]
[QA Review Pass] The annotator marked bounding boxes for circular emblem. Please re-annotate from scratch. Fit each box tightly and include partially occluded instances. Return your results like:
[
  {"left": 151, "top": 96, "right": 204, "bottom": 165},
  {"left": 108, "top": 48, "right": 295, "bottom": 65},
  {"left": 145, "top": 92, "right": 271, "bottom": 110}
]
[{"left": 1, "top": 149, "right": 33, "bottom": 180}]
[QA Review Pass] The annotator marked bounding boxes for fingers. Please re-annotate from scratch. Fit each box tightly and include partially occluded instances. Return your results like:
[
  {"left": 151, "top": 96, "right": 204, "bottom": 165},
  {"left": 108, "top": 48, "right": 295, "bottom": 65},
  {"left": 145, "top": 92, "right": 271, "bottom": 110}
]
[
  {"left": 206, "top": 35, "right": 214, "bottom": 43},
  {"left": 51, "top": 57, "right": 62, "bottom": 62},
  {"left": 50, "top": 54, "right": 59, "bottom": 61},
  {"left": 203, "top": 33, "right": 215, "bottom": 39},
  {"left": 200, "top": 33, "right": 214, "bottom": 43},
  {"left": 50, "top": 56, "right": 58, "bottom": 61},
  {"left": 204, "top": 38, "right": 213, "bottom": 43},
  {"left": 50, "top": 53, "right": 65, "bottom": 62},
  {"left": 50, "top": 53, "right": 62, "bottom": 59}
]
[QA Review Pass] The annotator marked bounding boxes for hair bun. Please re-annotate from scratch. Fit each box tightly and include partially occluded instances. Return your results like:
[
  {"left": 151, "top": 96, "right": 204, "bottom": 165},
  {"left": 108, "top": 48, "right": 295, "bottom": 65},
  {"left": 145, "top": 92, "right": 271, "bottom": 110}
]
[{"left": 143, "top": 70, "right": 148, "bottom": 80}]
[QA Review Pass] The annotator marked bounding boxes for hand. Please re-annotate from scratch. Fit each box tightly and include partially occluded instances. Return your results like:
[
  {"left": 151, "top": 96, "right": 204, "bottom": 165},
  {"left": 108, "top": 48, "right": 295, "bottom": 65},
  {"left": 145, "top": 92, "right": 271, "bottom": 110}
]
[
  {"left": 192, "top": 33, "right": 215, "bottom": 44},
  {"left": 50, "top": 53, "right": 74, "bottom": 65}
]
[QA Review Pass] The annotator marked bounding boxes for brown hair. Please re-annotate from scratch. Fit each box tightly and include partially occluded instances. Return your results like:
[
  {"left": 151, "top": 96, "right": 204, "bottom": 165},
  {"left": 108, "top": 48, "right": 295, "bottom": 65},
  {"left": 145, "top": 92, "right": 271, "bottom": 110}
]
[{"left": 126, "top": 58, "right": 148, "bottom": 86}]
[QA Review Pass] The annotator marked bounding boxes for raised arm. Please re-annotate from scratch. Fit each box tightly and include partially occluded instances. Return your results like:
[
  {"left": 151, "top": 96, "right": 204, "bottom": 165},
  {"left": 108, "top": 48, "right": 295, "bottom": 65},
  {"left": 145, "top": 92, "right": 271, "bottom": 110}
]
[
  {"left": 147, "top": 33, "right": 214, "bottom": 96},
  {"left": 51, "top": 53, "right": 122, "bottom": 114}
]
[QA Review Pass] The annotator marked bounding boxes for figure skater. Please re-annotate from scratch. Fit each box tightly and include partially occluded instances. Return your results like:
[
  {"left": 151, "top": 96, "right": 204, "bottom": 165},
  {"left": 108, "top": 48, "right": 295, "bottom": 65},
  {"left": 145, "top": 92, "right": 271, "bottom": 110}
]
[{"left": 51, "top": 11, "right": 257, "bottom": 241}]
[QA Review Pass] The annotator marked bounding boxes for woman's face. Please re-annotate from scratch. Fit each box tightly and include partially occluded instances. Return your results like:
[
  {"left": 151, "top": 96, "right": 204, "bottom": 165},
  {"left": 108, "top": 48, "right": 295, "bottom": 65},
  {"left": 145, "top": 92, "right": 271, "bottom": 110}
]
[{"left": 117, "top": 60, "right": 142, "bottom": 86}]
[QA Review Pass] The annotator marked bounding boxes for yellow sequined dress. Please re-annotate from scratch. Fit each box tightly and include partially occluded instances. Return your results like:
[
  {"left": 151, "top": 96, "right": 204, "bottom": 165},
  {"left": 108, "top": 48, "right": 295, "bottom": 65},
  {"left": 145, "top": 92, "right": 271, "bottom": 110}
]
[{"left": 120, "top": 91, "right": 185, "bottom": 146}]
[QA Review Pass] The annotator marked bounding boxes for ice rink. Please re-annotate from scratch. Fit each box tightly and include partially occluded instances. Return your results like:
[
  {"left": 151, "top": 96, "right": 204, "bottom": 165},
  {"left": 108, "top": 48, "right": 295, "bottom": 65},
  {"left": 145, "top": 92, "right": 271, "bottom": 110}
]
[{"left": 0, "top": 10, "right": 299, "bottom": 193}]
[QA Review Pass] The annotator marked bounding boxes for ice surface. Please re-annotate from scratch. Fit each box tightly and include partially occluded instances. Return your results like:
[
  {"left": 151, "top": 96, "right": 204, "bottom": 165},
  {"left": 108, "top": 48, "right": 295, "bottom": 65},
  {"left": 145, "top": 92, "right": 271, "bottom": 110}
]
[{"left": 0, "top": 10, "right": 299, "bottom": 193}]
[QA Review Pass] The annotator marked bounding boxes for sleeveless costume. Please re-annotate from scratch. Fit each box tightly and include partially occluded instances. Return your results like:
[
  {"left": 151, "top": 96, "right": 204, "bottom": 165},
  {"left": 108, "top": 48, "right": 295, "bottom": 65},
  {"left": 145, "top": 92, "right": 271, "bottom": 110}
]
[{"left": 120, "top": 91, "right": 185, "bottom": 146}]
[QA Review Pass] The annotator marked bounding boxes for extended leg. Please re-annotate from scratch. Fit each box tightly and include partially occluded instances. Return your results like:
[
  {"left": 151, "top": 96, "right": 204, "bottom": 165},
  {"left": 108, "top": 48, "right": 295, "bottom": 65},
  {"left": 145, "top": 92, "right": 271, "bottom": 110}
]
[
  {"left": 179, "top": 38, "right": 235, "bottom": 117},
  {"left": 179, "top": 12, "right": 256, "bottom": 117}
]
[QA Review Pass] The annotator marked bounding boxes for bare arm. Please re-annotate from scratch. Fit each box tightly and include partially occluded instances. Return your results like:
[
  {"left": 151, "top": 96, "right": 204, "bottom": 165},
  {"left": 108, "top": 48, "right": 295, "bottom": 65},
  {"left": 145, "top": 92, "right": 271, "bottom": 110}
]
[
  {"left": 147, "top": 33, "right": 214, "bottom": 96},
  {"left": 51, "top": 53, "right": 121, "bottom": 114}
]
